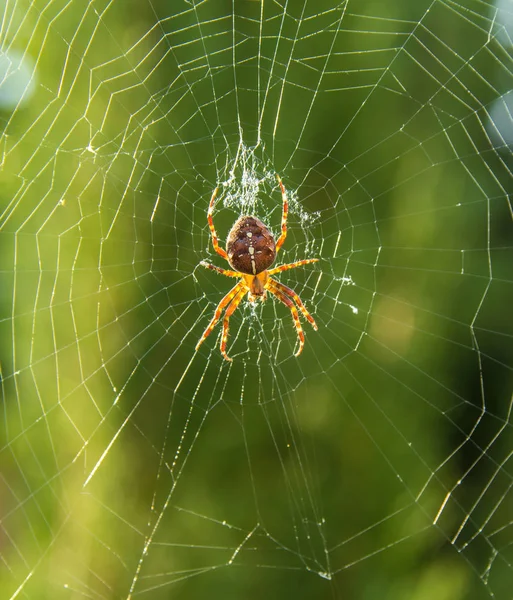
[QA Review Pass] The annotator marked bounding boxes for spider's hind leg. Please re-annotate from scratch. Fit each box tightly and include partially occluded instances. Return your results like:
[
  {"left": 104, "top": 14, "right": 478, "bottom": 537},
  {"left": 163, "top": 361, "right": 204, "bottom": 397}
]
[
  {"left": 207, "top": 187, "right": 229, "bottom": 260},
  {"left": 275, "top": 175, "right": 289, "bottom": 252}
]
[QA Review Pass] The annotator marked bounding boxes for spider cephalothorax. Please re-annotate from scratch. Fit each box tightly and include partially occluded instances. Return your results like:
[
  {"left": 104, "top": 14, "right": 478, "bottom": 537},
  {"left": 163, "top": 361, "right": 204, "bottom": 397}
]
[{"left": 196, "top": 175, "right": 318, "bottom": 361}]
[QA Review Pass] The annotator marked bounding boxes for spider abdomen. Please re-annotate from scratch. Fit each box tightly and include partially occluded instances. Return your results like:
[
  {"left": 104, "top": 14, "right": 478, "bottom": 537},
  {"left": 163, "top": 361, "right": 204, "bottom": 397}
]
[{"left": 226, "top": 216, "right": 276, "bottom": 275}]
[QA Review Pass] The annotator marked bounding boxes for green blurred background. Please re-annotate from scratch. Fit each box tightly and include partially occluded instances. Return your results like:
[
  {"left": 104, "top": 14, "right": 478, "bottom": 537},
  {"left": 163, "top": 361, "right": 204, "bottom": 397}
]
[{"left": 0, "top": 0, "right": 512, "bottom": 598}]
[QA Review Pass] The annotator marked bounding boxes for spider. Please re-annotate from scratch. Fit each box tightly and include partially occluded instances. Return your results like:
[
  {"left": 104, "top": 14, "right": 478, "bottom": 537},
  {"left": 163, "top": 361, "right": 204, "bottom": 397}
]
[{"left": 195, "top": 175, "right": 319, "bottom": 361}]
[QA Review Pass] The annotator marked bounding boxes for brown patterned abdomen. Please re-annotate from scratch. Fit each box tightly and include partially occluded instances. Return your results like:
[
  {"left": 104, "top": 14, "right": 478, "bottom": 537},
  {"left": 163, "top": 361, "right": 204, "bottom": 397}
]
[{"left": 226, "top": 216, "right": 276, "bottom": 275}]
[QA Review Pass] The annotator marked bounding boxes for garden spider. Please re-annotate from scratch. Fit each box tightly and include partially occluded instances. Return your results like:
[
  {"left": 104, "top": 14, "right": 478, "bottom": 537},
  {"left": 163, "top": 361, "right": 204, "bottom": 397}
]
[{"left": 196, "top": 175, "right": 319, "bottom": 361}]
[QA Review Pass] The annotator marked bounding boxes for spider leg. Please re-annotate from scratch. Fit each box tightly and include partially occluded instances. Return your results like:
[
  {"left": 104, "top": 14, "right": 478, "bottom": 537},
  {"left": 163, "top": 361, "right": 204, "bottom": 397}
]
[
  {"left": 207, "top": 187, "right": 229, "bottom": 260},
  {"left": 268, "top": 258, "right": 319, "bottom": 275},
  {"left": 196, "top": 281, "right": 245, "bottom": 352},
  {"left": 267, "top": 281, "right": 305, "bottom": 356},
  {"left": 220, "top": 286, "right": 247, "bottom": 361},
  {"left": 200, "top": 261, "right": 241, "bottom": 278},
  {"left": 268, "top": 278, "right": 318, "bottom": 330},
  {"left": 275, "top": 175, "right": 288, "bottom": 252}
]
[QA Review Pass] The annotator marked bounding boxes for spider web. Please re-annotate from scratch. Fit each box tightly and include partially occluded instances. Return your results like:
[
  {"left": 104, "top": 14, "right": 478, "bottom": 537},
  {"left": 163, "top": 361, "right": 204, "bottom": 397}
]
[{"left": 1, "top": 0, "right": 512, "bottom": 598}]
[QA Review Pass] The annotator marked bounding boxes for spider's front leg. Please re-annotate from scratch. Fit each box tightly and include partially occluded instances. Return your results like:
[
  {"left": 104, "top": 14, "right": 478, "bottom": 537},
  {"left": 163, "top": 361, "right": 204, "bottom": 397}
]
[
  {"left": 269, "top": 278, "right": 318, "bottom": 330},
  {"left": 196, "top": 281, "right": 244, "bottom": 353},
  {"left": 220, "top": 286, "right": 247, "bottom": 361},
  {"left": 267, "top": 280, "right": 306, "bottom": 356}
]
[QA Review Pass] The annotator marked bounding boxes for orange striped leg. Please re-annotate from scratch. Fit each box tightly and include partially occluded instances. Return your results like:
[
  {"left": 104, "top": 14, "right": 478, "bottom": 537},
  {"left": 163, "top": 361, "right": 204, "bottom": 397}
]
[
  {"left": 275, "top": 175, "right": 288, "bottom": 251},
  {"left": 200, "top": 261, "right": 241, "bottom": 278},
  {"left": 268, "top": 258, "right": 319, "bottom": 275},
  {"left": 268, "top": 278, "right": 318, "bottom": 330},
  {"left": 220, "top": 287, "right": 247, "bottom": 361},
  {"left": 267, "top": 282, "right": 305, "bottom": 356},
  {"left": 208, "top": 187, "right": 228, "bottom": 260},
  {"left": 196, "top": 281, "right": 244, "bottom": 352}
]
